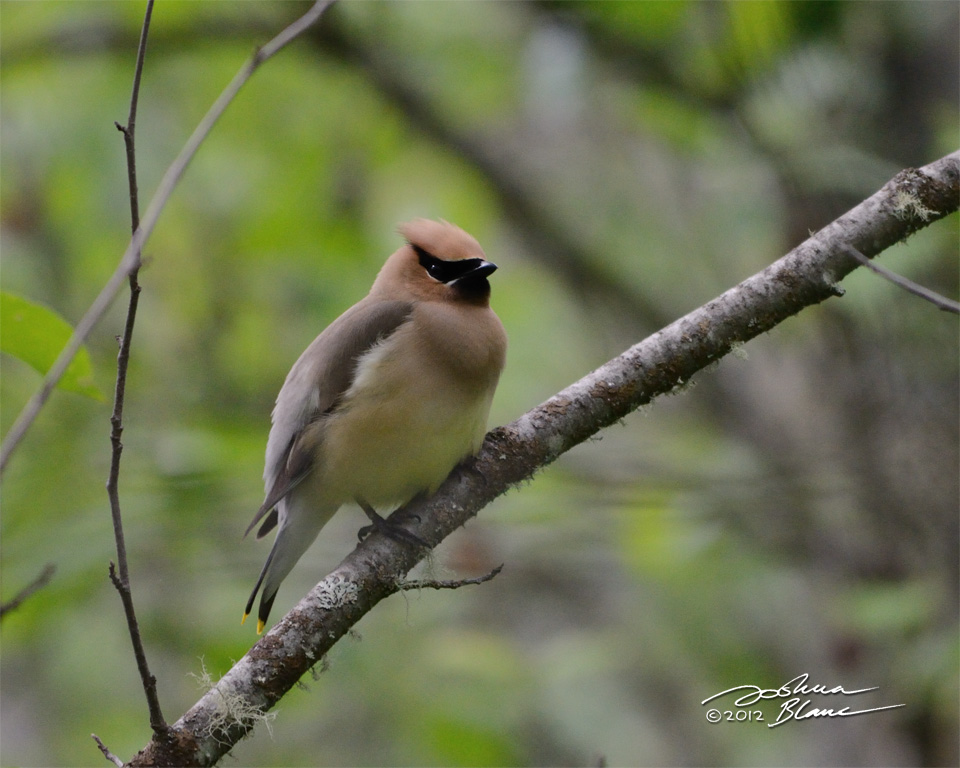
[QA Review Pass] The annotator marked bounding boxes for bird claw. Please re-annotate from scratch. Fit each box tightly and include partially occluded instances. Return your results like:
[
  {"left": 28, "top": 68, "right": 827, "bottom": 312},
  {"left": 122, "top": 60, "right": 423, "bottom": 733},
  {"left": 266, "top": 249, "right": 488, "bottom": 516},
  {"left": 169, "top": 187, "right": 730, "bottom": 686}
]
[{"left": 356, "top": 501, "right": 429, "bottom": 550}]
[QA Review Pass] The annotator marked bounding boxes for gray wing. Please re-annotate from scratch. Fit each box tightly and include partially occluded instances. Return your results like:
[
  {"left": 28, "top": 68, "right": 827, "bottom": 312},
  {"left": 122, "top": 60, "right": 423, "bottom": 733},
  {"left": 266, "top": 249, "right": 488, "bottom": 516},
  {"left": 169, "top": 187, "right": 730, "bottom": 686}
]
[{"left": 245, "top": 298, "right": 414, "bottom": 538}]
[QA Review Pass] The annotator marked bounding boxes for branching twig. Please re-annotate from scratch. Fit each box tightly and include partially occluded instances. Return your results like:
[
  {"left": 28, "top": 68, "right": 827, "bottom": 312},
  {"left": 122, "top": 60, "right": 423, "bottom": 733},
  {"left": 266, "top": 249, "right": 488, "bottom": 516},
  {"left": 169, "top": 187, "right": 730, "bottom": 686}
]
[
  {"left": 841, "top": 242, "right": 960, "bottom": 314},
  {"left": 0, "top": 563, "right": 55, "bottom": 620},
  {"left": 92, "top": 734, "right": 124, "bottom": 768},
  {"left": 397, "top": 564, "right": 504, "bottom": 591},
  {"left": 106, "top": 0, "right": 168, "bottom": 737},
  {"left": 0, "top": 0, "right": 337, "bottom": 475},
  {"left": 127, "top": 152, "right": 958, "bottom": 768}
]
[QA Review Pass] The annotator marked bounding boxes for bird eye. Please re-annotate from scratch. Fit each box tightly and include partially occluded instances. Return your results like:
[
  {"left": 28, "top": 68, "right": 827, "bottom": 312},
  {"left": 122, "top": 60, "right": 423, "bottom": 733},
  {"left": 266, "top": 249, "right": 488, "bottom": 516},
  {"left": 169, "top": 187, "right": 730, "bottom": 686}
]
[{"left": 414, "top": 246, "right": 446, "bottom": 281}]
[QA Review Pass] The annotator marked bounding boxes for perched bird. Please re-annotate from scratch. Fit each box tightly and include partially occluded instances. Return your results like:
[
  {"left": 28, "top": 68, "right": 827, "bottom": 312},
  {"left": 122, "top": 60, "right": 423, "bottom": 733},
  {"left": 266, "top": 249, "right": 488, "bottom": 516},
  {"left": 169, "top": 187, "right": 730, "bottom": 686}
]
[{"left": 243, "top": 219, "right": 507, "bottom": 633}]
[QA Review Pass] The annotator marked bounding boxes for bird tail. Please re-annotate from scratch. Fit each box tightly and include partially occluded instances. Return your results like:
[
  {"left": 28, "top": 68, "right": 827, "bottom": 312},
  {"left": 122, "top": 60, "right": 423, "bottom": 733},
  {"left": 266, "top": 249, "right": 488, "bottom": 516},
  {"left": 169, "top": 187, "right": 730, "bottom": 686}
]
[
  {"left": 242, "top": 496, "right": 338, "bottom": 634},
  {"left": 242, "top": 543, "right": 277, "bottom": 634}
]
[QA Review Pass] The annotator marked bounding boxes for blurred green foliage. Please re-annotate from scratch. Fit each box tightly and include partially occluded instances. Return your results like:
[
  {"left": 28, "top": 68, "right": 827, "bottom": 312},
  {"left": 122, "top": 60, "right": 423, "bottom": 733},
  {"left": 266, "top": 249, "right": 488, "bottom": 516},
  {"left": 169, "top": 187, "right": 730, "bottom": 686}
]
[
  {"left": 1, "top": 2, "right": 957, "bottom": 766},
  {"left": 0, "top": 291, "right": 102, "bottom": 399}
]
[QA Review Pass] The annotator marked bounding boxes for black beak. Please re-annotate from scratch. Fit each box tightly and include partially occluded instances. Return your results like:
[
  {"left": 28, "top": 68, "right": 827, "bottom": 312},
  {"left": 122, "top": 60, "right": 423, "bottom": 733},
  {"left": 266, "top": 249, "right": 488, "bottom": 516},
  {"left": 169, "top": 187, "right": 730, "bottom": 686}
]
[{"left": 456, "top": 260, "right": 497, "bottom": 282}]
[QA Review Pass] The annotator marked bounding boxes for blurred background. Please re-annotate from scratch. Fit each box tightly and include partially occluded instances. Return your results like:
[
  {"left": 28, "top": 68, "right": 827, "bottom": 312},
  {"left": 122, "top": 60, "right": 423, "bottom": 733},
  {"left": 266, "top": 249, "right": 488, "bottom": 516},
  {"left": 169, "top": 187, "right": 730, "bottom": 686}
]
[{"left": 1, "top": 2, "right": 957, "bottom": 766}]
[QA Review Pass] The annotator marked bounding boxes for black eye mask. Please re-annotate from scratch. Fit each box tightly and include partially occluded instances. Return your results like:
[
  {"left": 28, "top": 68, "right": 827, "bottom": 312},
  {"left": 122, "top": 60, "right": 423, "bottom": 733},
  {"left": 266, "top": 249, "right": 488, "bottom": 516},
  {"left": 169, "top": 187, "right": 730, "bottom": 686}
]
[{"left": 413, "top": 244, "right": 497, "bottom": 284}]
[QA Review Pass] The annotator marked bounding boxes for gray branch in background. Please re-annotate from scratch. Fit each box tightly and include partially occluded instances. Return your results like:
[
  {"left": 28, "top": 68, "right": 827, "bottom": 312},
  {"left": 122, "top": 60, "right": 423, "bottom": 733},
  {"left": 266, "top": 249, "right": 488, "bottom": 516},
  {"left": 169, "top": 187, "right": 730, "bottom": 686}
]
[
  {"left": 126, "top": 152, "right": 958, "bottom": 767},
  {"left": 841, "top": 242, "right": 960, "bottom": 313}
]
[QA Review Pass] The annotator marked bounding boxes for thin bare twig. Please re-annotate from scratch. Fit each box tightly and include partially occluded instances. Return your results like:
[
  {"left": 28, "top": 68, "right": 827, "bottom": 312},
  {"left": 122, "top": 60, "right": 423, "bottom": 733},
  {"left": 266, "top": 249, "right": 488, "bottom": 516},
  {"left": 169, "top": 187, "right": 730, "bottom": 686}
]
[
  {"left": 398, "top": 564, "right": 504, "bottom": 591},
  {"left": 0, "top": 563, "right": 56, "bottom": 619},
  {"left": 0, "top": 0, "right": 337, "bottom": 475},
  {"left": 841, "top": 243, "right": 960, "bottom": 314},
  {"left": 106, "top": 0, "right": 168, "bottom": 737},
  {"left": 92, "top": 734, "right": 124, "bottom": 768}
]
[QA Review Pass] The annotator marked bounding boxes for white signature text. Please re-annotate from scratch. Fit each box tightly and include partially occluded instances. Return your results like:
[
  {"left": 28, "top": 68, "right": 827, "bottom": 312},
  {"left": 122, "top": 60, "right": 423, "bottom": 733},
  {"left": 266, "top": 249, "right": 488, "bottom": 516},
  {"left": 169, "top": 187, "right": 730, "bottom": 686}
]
[{"left": 702, "top": 673, "right": 905, "bottom": 728}]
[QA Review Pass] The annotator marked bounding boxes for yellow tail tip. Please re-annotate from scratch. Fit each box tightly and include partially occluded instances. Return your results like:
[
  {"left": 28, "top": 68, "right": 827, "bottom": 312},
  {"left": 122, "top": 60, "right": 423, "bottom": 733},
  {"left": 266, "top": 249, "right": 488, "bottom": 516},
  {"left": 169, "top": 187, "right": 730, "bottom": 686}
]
[
  {"left": 241, "top": 611, "right": 249, "bottom": 626},
  {"left": 256, "top": 619, "right": 265, "bottom": 635}
]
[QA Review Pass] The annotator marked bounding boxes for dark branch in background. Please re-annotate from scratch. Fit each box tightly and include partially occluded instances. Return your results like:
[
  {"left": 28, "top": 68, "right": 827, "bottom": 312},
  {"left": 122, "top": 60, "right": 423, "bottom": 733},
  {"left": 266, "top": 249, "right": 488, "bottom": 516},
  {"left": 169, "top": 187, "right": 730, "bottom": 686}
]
[
  {"left": 127, "top": 153, "right": 958, "bottom": 768},
  {"left": 0, "top": 0, "right": 337, "bottom": 477},
  {"left": 0, "top": 563, "right": 55, "bottom": 620},
  {"left": 105, "top": 0, "right": 168, "bottom": 740},
  {"left": 841, "top": 243, "right": 960, "bottom": 314},
  {"left": 311, "top": 17, "right": 668, "bottom": 332}
]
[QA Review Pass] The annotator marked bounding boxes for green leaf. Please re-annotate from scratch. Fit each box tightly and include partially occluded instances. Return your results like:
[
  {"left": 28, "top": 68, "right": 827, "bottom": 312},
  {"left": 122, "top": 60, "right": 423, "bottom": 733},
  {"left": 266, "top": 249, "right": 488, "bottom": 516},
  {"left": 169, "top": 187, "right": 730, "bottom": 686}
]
[{"left": 0, "top": 292, "right": 104, "bottom": 401}]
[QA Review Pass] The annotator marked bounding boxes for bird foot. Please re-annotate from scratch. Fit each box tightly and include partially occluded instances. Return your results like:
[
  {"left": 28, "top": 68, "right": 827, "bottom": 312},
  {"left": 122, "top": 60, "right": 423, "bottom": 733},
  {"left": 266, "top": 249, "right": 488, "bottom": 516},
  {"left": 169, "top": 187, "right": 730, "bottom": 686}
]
[{"left": 357, "top": 500, "right": 429, "bottom": 550}]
